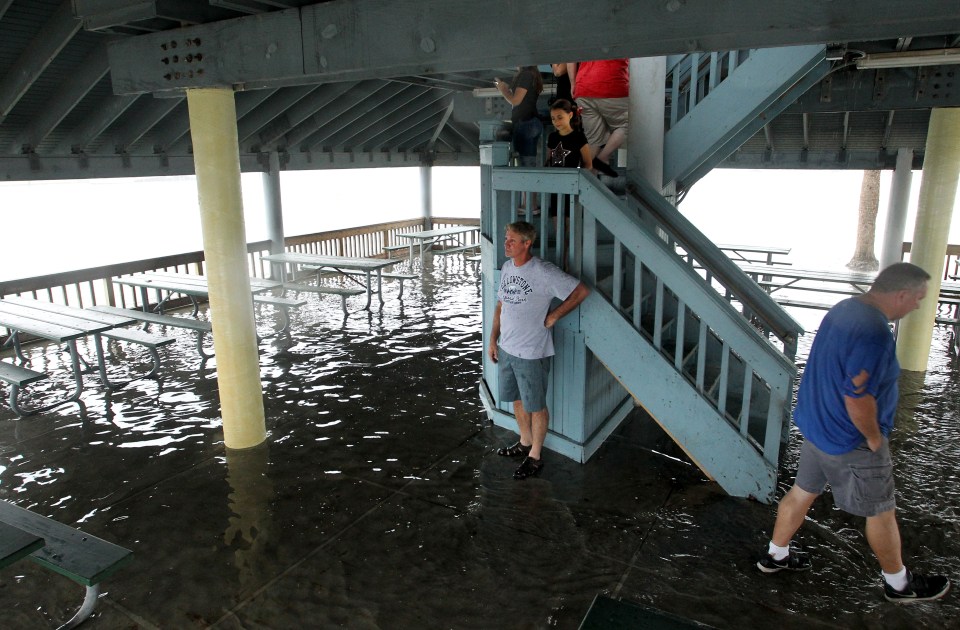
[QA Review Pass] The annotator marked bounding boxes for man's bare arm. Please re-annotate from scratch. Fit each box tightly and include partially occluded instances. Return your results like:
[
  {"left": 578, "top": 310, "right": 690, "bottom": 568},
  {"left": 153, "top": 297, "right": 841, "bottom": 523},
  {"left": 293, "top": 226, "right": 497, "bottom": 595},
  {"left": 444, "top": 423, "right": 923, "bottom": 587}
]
[
  {"left": 489, "top": 301, "right": 502, "bottom": 362},
  {"left": 545, "top": 282, "right": 590, "bottom": 329},
  {"left": 844, "top": 368, "right": 883, "bottom": 451}
]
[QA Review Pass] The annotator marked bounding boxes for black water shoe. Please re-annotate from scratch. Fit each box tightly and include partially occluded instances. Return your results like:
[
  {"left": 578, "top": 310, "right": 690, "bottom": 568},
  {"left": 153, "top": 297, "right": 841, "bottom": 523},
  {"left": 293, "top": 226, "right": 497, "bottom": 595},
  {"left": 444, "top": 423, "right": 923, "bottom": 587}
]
[
  {"left": 884, "top": 571, "right": 950, "bottom": 603},
  {"left": 756, "top": 551, "right": 812, "bottom": 574},
  {"left": 513, "top": 456, "right": 543, "bottom": 480},
  {"left": 497, "top": 441, "right": 531, "bottom": 457}
]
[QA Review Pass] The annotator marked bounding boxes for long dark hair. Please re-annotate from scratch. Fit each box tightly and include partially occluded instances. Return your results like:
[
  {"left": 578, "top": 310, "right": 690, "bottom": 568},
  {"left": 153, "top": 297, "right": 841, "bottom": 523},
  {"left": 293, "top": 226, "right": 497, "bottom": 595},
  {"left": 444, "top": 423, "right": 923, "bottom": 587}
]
[
  {"left": 550, "top": 98, "right": 580, "bottom": 129},
  {"left": 513, "top": 66, "right": 543, "bottom": 95}
]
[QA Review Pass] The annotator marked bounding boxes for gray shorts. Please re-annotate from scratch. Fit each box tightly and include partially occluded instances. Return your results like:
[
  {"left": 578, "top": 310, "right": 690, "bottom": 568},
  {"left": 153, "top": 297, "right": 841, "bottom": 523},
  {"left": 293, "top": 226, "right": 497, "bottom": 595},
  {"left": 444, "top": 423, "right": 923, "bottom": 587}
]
[
  {"left": 795, "top": 437, "right": 896, "bottom": 517},
  {"left": 497, "top": 347, "right": 550, "bottom": 412},
  {"left": 578, "top": 97, "right": 629, "bottom": 148}
]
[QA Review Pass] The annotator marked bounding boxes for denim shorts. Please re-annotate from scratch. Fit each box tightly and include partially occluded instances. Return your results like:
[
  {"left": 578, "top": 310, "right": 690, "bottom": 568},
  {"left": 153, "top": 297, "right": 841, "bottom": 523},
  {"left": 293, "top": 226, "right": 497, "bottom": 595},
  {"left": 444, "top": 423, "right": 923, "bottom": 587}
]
[
  {"left": 795, "top": 437, "right": 896, "bottom": 517},
  {"left": 497, "top": 347, "right": 551, "bottom": 412},
  {"left": 512, "top": 117, "right": 543, "bottom": 160}
]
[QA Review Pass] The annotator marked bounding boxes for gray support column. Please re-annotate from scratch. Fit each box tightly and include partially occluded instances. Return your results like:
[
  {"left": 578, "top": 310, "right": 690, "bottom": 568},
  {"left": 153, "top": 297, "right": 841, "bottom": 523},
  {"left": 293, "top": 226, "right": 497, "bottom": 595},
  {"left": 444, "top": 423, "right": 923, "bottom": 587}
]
[
  {"left": 262, "top": 151, "right": 285, "bottom": 256},
  {"left": 420, "top": 163, "right": 433, "bottom": 229},
  {"left": 879, "top": 148, "right": 914, "bottom": 269},
  {"left": 627, "top": 57, "right": 666, "bottom": 192}
]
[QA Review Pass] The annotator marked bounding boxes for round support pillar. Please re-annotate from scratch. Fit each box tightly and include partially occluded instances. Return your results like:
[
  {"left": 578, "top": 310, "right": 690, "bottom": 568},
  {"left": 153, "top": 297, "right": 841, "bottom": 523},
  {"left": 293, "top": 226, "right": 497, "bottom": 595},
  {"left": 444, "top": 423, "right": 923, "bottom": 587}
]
[
  {"left": 262, "top": 151, "right": 285, "bottom": 256},
  {"left": 879, "top": 148, "right": 913, "bottom": 269},
  {"left": 187, "top": 87, "right": 267, "bottom": 449},
  {"left": 896, "top": 108, "right": 960, "bottom": 371},
  {"left": 420, "top": 164, "right": 433, "bottom": 230}
]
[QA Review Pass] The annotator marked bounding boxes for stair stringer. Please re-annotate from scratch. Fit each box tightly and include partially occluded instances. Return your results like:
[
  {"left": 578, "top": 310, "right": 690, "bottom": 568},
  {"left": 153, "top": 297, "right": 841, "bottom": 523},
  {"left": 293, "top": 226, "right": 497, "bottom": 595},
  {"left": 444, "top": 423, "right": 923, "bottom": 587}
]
[{"left": 580, "top": 292, "right": 778, "bottom": 503}]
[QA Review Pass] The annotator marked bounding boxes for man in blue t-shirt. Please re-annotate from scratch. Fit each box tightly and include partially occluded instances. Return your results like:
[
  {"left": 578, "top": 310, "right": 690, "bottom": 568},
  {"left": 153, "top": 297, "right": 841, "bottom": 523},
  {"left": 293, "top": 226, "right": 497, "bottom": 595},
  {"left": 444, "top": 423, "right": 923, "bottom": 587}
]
[
  {"left": 757, "top": 263, "right": 950, "bottom": 603},
  {"left": 489, "top": 221, "right": 589, "bottom": 480}
]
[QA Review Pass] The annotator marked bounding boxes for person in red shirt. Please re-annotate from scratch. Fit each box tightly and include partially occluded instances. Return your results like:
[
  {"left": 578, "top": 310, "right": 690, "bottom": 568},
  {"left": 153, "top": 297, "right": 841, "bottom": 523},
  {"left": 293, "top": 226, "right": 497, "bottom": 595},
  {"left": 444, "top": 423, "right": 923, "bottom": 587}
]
[{"left": 567, "top": 59, "right": 628, "bottom": 178}]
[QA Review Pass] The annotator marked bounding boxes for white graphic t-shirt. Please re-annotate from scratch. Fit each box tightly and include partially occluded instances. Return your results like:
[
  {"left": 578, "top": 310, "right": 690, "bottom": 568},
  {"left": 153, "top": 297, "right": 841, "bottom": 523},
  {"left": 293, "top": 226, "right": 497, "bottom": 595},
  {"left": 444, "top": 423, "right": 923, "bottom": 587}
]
[{"left": 497, "top": 256, "right": 580, "bottom": 359}]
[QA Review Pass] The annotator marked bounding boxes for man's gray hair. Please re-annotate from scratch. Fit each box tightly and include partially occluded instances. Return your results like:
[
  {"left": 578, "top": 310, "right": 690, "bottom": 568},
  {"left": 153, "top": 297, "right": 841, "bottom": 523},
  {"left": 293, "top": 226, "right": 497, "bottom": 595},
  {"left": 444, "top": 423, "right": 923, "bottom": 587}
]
[
  {"left": 506, "top": 221, "right": 537, "bottom": 243},
  {"left": 871, "top": 262, "right": 931, "bottom": 293}
]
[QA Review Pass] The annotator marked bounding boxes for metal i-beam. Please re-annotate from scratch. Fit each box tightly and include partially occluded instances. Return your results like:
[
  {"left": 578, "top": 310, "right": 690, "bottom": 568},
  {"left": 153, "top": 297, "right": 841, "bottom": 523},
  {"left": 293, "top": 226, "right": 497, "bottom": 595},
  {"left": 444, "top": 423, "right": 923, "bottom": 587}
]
[
  {"left": 56, "top": 93, "right": 140, "bottom": 153},
  {"left": 354, "top": 90, "right": 449, "bottom": 151},
  {"left": 237, "top": 85, "right": 317, "bottom": 146},
  {"left": 96, "top": 94, "right": 183, "bottom": 153},
  {"left": 300, "top": 81, "right": 405, "bottom": 151},
  {"left": 108, "top": 1, "right": 960, "bottom": 93},
  {"left": 7, "top": 42, "right": 111, "bottom": 153},
  {"left": 0, "top": 0, "right": 82, "bottom": 120}
]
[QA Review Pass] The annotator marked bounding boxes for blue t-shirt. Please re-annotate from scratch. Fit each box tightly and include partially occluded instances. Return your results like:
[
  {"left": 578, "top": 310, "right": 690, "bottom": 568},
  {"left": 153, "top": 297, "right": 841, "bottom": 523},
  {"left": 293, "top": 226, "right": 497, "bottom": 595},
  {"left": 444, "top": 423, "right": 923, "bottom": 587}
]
[{"left": 793, "top": 297, "right": 899, "bottom": 455}]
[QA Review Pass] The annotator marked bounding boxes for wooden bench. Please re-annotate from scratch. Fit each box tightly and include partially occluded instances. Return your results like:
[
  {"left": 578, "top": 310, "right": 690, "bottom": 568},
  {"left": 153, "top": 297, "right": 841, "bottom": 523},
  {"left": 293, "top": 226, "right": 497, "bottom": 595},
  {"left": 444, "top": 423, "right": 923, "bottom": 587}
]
[
  {"left": 282, "top": 283, "right": 365, "bottom": 316},
  {"left": 383, "top": 244, "right": 409, "bottom": 258},
  {"left": 0, "top": 361, "right": 49, "bottom": 416},
  {"left": 436, "top": 243, "right": 480, "bottom": 255},
  {"left": 89, "top": 306, "right": 214, "bottom": 359},
  {"left": 0, "top": 500, "right": 132, "bottom": 629},
  {"left": 251, "top": 294, "right": 308, "bottom": 335},
  {"left": 96, "top": 327, "right": 177, "bottom": 388},
  {"left": 326, "top": 270, "right": 419, "bottom": 298}
]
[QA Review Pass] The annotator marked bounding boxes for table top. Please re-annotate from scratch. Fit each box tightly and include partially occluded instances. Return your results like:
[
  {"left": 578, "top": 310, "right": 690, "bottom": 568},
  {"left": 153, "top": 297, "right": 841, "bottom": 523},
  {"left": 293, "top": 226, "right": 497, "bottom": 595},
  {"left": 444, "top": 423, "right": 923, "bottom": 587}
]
[
  {"left": 738, "top": 264, "right": 876, "bottom": 284},
  {"left": 0, "top": 520, "right": 44, "bottom": 570},
  {"left": 137, "top": 272, "right": 282, "bottom": 292},
  {"left": 718, "top": 243, "right": 792, "bottom": 255},
  {"left": 262, "top": 252, "right": 395, "bottom": 271},
  {"left": 0, "top": 301, "right": 102, "bottom": 343},
  {"left": 395, "top": 225, "right": 480, "bottom": 240}
]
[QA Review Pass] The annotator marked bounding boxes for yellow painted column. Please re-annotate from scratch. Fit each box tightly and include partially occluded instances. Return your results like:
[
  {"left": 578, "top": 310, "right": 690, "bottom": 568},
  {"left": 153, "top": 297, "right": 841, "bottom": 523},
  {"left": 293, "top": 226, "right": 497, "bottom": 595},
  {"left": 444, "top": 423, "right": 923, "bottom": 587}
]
[
  {"left": 187, "top": 87, "right": 266, "bottom": 448},
  {"left": 896, "top": 108, "right": 960, "bottom": 371}
]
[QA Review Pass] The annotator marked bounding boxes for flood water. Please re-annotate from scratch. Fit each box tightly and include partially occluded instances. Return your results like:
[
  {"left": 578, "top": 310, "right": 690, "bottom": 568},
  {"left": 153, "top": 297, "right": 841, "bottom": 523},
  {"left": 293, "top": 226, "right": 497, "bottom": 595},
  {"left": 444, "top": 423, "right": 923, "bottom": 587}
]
[{"left": 1, "top": 255, "right": 958, "bottom": 629}]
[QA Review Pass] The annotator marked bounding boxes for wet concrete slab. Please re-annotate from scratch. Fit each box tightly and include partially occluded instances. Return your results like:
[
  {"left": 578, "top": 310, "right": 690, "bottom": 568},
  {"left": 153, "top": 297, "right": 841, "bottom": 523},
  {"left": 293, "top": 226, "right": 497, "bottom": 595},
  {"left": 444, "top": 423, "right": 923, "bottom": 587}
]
[{"left": 2, "top": 262, "right": 958, "bottom": 628}]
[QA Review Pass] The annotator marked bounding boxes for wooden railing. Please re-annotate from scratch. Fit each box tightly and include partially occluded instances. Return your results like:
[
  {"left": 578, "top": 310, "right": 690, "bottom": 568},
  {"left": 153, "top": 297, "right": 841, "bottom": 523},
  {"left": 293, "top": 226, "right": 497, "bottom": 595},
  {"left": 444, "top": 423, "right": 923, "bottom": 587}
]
[{"left": 0, "top": 217, "right": 477, "bottom": 344}]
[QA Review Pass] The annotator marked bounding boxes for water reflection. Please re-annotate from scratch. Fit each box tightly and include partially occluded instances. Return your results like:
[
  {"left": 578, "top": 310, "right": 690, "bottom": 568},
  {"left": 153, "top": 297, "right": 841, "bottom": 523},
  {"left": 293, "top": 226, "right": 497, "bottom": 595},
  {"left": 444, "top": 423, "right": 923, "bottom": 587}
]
[{"left": 224, "top": 443, "right": 274, "bottom": 594}]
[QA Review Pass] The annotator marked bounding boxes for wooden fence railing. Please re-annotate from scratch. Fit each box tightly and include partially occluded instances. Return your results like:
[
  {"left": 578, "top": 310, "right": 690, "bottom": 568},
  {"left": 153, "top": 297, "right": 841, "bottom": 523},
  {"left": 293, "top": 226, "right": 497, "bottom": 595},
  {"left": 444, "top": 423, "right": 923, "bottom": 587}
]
[
  {"left": 0, "top": 217, "right": 478, "bottom": 345},
  {"left": 902, "top": 242, "right": 960, "bottom": 281}
]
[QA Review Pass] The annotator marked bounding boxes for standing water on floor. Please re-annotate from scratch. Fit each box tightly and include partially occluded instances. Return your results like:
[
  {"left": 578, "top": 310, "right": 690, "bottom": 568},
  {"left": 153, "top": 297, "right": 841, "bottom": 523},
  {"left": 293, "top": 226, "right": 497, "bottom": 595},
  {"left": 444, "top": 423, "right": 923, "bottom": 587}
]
[{"left": 1, "top": 255, "right": 958, "bottom": 629}]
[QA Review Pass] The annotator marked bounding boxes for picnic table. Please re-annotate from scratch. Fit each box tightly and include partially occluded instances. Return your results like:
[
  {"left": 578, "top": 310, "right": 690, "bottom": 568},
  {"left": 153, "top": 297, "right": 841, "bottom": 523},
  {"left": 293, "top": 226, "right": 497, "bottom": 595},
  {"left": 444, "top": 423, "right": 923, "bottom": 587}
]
[
  {"left": 394, "top": 225, "right": 480, "bottom": 263},
  {"left": 739, "top": 263, "right": 960, "bottom": 309},
  {"left": 261, "top": 252, "right": 396, "bottom": 310},
  {"left": 717, "top": 243, "right": 791, "bottom": 266},
  {"left": 0, "top": 297, "right": 176, "bottom": 414}
]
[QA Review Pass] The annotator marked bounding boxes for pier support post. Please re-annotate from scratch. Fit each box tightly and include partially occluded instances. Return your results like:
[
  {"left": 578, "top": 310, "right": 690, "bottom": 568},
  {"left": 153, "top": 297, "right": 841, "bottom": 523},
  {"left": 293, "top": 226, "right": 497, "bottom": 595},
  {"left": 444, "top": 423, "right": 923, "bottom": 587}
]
[
  {"left": 627, "top": 57, "right": 666, "bottom": 192},
  {"left": 187, "top": 87, "right": 267, "bottom": 449},
  {"left": 879, "top": 148, "right": 914, "bottom": 269},
  {"left": 896, "top": 108, "right": 960, "bottom": 371},
  {"left": 420, "top": 163, "right": 433, "bottom": 230},
  {"left": 263, "top": 151, "right": 285, "bottom": 257}
]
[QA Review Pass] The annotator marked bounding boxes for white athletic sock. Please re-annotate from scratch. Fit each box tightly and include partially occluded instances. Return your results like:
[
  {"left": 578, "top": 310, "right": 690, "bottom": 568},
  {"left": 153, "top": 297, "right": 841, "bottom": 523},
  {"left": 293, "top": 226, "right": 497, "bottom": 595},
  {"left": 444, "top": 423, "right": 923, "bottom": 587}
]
[
  {"left": 883, "top": 567, "right": 909, "bottom": 591},
  {"left": 768, "top": 541, "right": 790, "bottom": 561}
]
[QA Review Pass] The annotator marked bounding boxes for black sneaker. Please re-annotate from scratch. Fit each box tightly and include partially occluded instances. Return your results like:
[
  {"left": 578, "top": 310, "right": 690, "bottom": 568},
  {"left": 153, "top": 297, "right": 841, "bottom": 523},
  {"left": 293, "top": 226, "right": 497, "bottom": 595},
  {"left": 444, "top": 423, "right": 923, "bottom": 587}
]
[
  {"left": 756, "top": 551, "right": 812, "bottom": 574},
  {"left": 884, "top": 571, "right": 950, "bottom": 603},
  {"left": 513, "top": 456, "right": 543, "bottom": 480}
]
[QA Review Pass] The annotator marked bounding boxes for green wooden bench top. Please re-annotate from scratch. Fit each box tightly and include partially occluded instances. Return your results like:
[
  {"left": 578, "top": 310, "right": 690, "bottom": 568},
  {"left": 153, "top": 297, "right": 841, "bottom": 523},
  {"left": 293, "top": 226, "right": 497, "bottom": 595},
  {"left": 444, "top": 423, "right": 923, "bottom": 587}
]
[
  {"left": 0, "top": 500, "right": 132, "bottom": 587},
  {"left": 253, "top": 294, "right": 309, "bottom": 307},
  {"left": 101, "top": 327, "right": 177, "bottom": 348},
  {"left": 0, "top": 520, "right": 45, "bottom": 570}
]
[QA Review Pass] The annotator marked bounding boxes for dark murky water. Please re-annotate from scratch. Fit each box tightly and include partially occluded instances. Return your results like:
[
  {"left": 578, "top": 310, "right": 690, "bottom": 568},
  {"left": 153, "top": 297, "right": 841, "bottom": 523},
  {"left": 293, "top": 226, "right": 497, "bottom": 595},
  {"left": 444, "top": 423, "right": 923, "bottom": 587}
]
[{"left": 1, "top": 255, "right": 958, "bottom": 629}]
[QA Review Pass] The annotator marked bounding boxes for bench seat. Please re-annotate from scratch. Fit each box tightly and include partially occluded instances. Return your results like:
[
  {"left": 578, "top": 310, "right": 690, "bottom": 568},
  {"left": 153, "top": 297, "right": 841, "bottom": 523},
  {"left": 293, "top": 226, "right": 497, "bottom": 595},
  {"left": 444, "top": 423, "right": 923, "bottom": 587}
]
[
  {"left": 89, "top": 306, "right": 213, "bottom": 359},
  {"left": 335, "top": 271, "right": 418, "bottom": 298},
  {"left": 0, "top": 499, "right": 132, "bottom": 629},
  {"left": 283, "top": 283, "right": 364, "bottom": 316},
  {"left": 436, "top": 243, "right": 480, "bottom": 255},
  {"left": 0, "top": 361, "right": 49, "bottom": 416},
  {"left": 95, "top": 328, "right": 177, "bottom": 388}
]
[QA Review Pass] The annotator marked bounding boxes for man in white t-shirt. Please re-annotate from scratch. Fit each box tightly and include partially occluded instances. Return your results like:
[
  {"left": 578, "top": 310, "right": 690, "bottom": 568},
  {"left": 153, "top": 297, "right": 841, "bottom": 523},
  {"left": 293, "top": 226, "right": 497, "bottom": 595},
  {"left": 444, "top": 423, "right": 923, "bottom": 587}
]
[{"left": 489, "top": 221, "right": 590, "bottom": 479}]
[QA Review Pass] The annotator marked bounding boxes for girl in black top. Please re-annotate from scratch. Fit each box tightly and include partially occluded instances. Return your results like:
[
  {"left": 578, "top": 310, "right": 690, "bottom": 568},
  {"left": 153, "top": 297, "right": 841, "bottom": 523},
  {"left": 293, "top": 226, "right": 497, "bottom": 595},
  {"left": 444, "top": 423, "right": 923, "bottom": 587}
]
[{"left": 546, "top": 99, "right": 592, "bottom": 170}]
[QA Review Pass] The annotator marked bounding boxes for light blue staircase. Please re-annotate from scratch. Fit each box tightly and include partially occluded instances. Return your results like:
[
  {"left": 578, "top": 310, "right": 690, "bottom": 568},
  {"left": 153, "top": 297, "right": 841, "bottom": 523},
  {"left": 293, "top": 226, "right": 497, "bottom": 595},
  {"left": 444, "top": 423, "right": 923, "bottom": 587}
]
[{"left": 477, "top": 45, "right": 822, "bottom": 502}]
